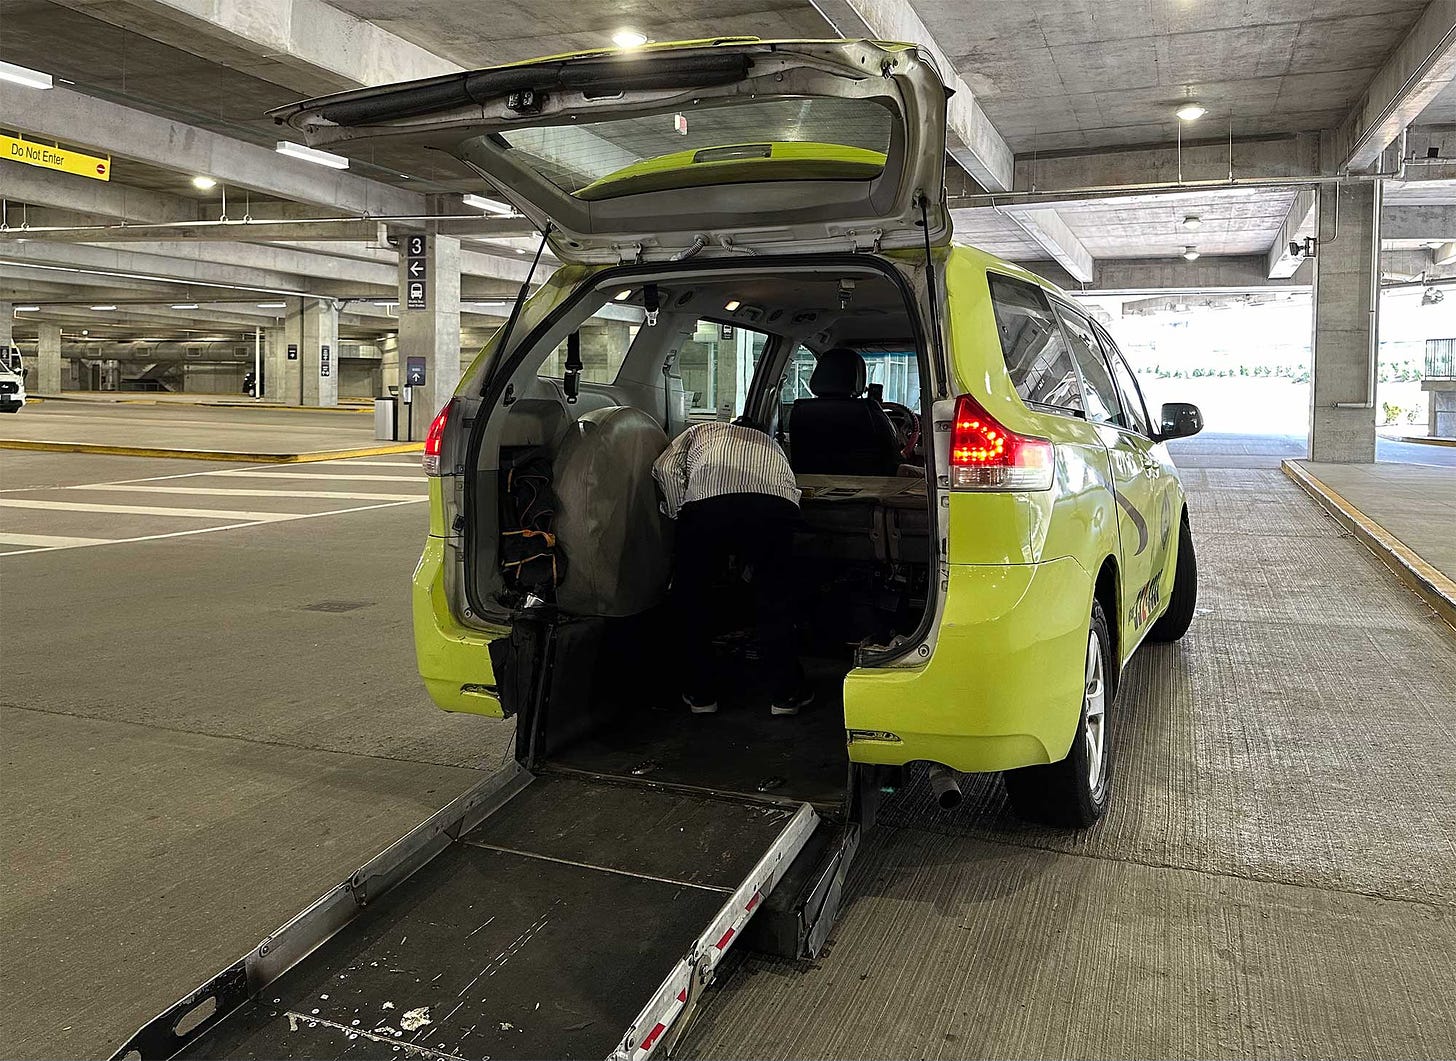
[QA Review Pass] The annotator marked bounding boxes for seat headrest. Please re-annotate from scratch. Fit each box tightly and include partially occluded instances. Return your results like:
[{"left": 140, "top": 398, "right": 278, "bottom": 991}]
[{"left": 809, "top": 347, "right": 866, "bottom": 398}]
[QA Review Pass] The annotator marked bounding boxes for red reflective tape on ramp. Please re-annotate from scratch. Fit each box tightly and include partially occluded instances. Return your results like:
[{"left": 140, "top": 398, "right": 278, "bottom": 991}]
[
  {"left": 714, "top": 927, "right": 735, "bottom": 950},
  {"left": 745, "top": 891, "right": 762, "bottom": 912},
  {"left": 641, "top": 1022, "right": 667, "bottom": 1052}
]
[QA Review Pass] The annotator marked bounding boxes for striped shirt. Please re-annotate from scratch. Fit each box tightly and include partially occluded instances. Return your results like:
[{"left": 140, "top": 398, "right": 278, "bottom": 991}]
[{"left": 653, "top": 421, "right": 801, "bottom": 519}]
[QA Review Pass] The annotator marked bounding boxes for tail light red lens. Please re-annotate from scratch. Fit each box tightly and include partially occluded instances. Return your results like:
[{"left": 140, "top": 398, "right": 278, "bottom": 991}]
[
  {"left": 422, "top": 399, "right": 454, "bottom": 476},
  {"left": 950, "top": 394, "right": 1054, "bottom": 491}
]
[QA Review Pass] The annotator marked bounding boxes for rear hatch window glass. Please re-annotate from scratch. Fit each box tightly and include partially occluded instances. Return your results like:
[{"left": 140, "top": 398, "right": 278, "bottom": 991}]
[{"left": 488, "top": 96, "right": 893, "bottom": 200}]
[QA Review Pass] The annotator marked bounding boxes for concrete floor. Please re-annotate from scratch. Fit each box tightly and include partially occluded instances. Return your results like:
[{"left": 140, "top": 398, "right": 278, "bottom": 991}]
[
  {"left": 2, "top": 401, "right": 381, "bottom": 456},
  {"left": 1297, "top": 460, "right": 1456, "bottom": 583},
  {"left": 3, "top": 435, "right": 1454, "bottom": 1059}
]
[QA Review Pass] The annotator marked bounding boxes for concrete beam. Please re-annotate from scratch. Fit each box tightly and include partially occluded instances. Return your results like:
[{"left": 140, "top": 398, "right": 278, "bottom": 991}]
[
  {"left": 1380, "top": 204, "right": 1456, "bottom": 239},
  {"left": 53, "top": 0, "right": 459, "bottom": 96},
  {"left": 1331, "top": 0, "right": 1456, "bottom": 173},
  {"left": 999, "top": 208, "right": 1094, "bottom": 283},
  {"left": 809, "top": 0, "right": 1014, "bottom": 191},
  {"left": 1, "top": 83, "right": 423, "bottom": 216},
  {"left": 1023, "top": 255, "right": 1312, "bottom": 295},
  {"left": 0, "top": 160, "right": 202, "bottom": 224},
  {"left": 1006, "top": 135, "right": 1321, "bottom": 197},
  {"left": 2, "top": 241, "right": 323, "bottom": 296},
  {"left": 0, "top": 220, "right": 392, "bottom": 244},
  {"left": 1268, "top": 187, "right": 1319, "bottom": 279}
]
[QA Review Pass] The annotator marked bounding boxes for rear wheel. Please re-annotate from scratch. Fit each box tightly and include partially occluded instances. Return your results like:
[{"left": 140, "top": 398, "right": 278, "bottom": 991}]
[
  {"left": 1003, "top": 599, "right": 1113, "bottom": 828},
  {"left": 1148, "top": 514, "right": 1197, "bottom": 643}
]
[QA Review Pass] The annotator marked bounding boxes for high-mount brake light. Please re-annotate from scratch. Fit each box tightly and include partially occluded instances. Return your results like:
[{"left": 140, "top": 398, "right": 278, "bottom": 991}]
[
  {"left": 422, "top": 399, "right": 454, "bottom": 476},
  {"left": 950, "top": 394, "right": 1055, "bottom": 491}
]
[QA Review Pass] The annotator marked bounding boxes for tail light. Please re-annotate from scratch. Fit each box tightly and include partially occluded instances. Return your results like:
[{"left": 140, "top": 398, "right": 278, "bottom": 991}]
[
  {"left": 950, "top": 394, "right": 1054, "bottom": 491},
  {"left": 422, "top": 399, "right": 454, "bottom": 476}
]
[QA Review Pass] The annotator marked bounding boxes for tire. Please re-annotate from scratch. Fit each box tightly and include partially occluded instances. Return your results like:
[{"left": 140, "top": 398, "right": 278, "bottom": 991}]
[
  {"left": 1148, "top": 514, "right": 1197, "bottom": 643},
  {"left": 1003, "top": 599, "right": 1114, "bottom": 828}
]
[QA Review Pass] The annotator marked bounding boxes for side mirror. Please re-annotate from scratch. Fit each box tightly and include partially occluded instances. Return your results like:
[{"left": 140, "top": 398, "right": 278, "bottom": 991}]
[{"left": 1159, "top": 402, "right": 1204, "bottom": 441}]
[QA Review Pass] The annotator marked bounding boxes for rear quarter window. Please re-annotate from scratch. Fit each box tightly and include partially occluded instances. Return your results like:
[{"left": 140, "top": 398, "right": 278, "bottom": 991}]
[{"left": 987, "top": 274, "right": 1084, "bottom": 415}]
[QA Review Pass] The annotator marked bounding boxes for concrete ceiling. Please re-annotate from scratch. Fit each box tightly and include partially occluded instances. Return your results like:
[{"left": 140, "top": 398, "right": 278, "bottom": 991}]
[{"left": 913, "top": 0, "right": 1431, "bottom": 152}]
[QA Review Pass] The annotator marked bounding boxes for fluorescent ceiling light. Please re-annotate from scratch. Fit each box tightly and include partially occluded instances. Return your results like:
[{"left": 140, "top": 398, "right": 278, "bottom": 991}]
[
  {"left": 15, "top": 305, "right": 39, "bottom": 312},
  {"left": 0, "top": 60, "right": 53, "bottom": 90},
  {"left": 171, "top": 303, "right": 200, "bottom": 310},
  {"left": 256, "top": 301, "right": 286, "bottom": 308},
  {"left": 90, "top": 304, "right": 118, "bottom": 310},
  {"left": 612, "top": 29, "right": 648, "bottom": 48},
  {"left": 275, "top": 141, "right": 350, "bottom": 170},
  {"left": 1175, "top": 102, "right": 1206, "bottom": 122},
  {"left": 724, "top": 300, "right": 741, "bottom": 311},
  {"left": 1182, "top": 246, "right": 1200, "bottom": 261},
  {"left": 462, "top": 193, "right": 514, "bottom": 216},
  {"left": 1182, "top": 215, "right": 1202, "bottom": 230},
  {"left": 192, "top": 175, "right": 217, "bottom": 190}
]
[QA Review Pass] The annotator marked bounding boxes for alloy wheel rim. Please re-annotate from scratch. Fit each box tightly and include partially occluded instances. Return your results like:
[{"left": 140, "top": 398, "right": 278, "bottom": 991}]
[{"left": 1084, "top": 629, "right": 1107, "bottom": 795}]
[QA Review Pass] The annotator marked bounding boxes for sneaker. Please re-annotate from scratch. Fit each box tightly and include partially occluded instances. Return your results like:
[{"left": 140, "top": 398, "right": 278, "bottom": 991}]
[
  {"left": 770, "top": 689, "right": 814, "bottom": 717},
  {"left": 683, "top": 693, "right": 719, "bottom": 715}
]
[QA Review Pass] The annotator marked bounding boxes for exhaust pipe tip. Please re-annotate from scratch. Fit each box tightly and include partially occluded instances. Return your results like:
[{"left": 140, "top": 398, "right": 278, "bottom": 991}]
[{"left": 927, "top": 763, "right": 962, "bottom": 810}]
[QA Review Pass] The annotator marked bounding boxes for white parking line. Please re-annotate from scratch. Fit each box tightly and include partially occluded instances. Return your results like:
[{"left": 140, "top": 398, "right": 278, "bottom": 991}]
[
  {"left": 0, "top": 498, "right": 426, "bottom": 557},
  {"left": 0, "top": 498, "right": 296, "bottom": 521},
  {"left": 81, "top": 485, "right": 425, "bottom": 502},
  {"left": 0, "top": 532, "right": 114, "bottom": 548},
  {"left": 205, "top": 470, "right": 424, "bottom": 482},
  {"left": 318, "top": 460, "right": 423, "bottom": 468}
]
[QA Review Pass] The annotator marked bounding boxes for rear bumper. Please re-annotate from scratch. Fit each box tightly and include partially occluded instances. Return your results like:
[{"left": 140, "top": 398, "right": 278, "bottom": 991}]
[
  {"left": 413, "top": 534, "right": 507, "bottom": 716},
  {"left": 844, "top": 556, "right": 1092, "bottom": 774}
]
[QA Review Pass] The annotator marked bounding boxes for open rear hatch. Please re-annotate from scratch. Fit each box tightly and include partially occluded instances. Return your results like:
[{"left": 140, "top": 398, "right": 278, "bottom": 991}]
[
  {"left": 268, "top": 38, "right": 951, "bottom": 262},
  {"left": 115, "top": 768, "right": 818, "bottom": 1060}
]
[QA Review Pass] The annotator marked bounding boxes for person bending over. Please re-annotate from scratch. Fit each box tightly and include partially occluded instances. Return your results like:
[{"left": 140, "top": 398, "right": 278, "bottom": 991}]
[{"left": 652, "top": 419, "right": 811, "bottom": 717}]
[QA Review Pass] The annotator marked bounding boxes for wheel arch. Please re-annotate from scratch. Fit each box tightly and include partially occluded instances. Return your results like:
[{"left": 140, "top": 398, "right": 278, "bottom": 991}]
[{"left": 1093, "top": 554, "right": 1121, "bottom": 696}]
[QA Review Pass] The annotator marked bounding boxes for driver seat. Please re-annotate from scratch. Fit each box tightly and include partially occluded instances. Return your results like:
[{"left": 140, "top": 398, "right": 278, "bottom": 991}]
[{"left": 789, "top": 347, "right": 901, "bottom": 476}]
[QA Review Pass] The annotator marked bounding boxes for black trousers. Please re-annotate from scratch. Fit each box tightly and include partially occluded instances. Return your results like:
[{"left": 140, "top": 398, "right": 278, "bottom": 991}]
[{"left": 672, "top": 493, "right": 802, "bottom": 701}]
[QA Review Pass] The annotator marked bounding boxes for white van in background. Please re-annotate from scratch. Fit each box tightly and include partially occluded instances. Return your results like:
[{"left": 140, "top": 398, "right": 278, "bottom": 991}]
[{"left": 1, "top": 347, "right": 27, "bottom": 413}]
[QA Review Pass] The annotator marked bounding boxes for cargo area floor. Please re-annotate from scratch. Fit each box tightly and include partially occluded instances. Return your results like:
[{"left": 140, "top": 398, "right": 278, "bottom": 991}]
[
  {"left": 547, "top": 674, "right": 849, "bottom": 808},
  {"left": 179, "top": 775, "right": 799, "bottom": 1060}
]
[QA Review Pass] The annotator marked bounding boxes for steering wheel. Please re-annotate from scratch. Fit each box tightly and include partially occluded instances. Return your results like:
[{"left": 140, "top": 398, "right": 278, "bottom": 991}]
[{"left": 881, "top": 401, "right": 920, "bottom": 459}]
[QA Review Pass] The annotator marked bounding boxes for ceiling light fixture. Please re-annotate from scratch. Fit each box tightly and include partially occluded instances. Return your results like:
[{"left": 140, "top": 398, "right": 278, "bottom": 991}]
[
  {"left": 91, "top": 304, "right": 118, "bottom": 311},
  {"left": 275, "top": 141, "right": 350, "bottom": 170},
  {"left": 724, "top": 300, "right": 741, "bottom": 311},
  {"left": 1182, "top": 246, "right": 1200, "bottom": 261},
  {"left": 257, "top": 301, "right": 286, "bottom": 308},
  {"left": 0, "top": 60, "right": 53, "bottom": 90},
  {"left": 462, "top": 193, "right": 514, "bottom": 216},
  {"left": 15, "top": 305, "right": 39, "bottom": 312},
  {"left": 1182, "top": 214, "right": 1202, "bottom": 230},
  {"left": 1175, "top": 102, "right": 1207, "bottom": 122},
  {"left": 612, "top": 29, "right": 648, "bottom": 48},
  {"left": 171, "top": 303, "right": 200, "bottom": 310},
  {"left": 614, "top": 289, "right": 633, "bottom": 301},
  {"left": 192, "top": 175, "right": 217, "bottom": 190}
]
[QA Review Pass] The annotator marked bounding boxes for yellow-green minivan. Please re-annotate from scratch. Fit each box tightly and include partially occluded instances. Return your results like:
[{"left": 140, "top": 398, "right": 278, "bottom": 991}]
[{"left": 277, "top": 37, "right": 1203, "bottom": 827}]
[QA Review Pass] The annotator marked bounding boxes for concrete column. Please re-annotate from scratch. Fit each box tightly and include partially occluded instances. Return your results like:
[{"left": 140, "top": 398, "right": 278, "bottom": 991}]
[
  {"left": 397, "top": 232, "right": 461, "bottom": 440},
  {"left": 275, "top": 305, "right": 307, "bottom": 405},
  {"left": 1309, "top": 181, "right": 1380, "bottom": 462},
  {"left": 264, "top": 326, "right": 287, "bottom": 402},
  {"left": 36, "top": 323, "right": 62, "bottom": 395},
  {"left": 298, "top": 298, "right": 340, "bottom": 407},
  {"left": 0, "top": 303, "right": 12, "bottom": 348}
]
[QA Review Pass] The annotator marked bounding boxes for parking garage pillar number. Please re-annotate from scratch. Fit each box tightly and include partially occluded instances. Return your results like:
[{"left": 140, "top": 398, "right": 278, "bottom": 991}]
[{"left": 406, "top": 235, "right": 428, "bottom": 310}]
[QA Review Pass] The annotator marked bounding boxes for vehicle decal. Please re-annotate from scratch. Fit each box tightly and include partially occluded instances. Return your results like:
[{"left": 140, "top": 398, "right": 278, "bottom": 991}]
[
  {"left": 1113, "top": 490, "right": 1149, "bottom": 555},
  {"left": 1129, "top": 572, "right": 1163, "bottom": 629}
]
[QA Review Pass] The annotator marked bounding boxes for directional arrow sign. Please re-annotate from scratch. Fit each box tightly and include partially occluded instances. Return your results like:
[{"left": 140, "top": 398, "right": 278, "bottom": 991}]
[{"left": 407, "top": 259, "right": 426, "bottom": 279}]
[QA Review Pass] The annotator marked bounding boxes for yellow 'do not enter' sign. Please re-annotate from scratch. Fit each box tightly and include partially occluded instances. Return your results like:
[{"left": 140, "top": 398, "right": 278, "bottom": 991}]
[{"left": 3, "top": 133, "right": 110, "bottom": 180}]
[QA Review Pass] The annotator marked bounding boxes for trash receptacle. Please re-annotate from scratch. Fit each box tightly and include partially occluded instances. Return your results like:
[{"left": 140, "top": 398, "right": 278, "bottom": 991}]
[{"left": 374, "top": 397, "right": 398, "bottom": 440}]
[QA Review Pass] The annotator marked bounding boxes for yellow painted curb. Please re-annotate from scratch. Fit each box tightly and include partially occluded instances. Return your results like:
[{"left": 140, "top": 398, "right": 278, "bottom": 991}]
[
  {"left": 1398, "top": 434, "right": 1456, "bottom": 448},
  {"left": 39, "top": 395, "right": 371, "bottom": 414},
  {"left": 0, "top": 438, "right": 423, "bottom": 464},
  {"left": 1281, "top": 459, "right": 1456, "bottom": 632}
]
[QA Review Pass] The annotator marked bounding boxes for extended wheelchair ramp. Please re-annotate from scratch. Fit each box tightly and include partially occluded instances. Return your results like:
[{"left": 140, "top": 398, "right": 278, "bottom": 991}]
[{"left": 115, "top": 768, "right": 817, "bottom": 1061}]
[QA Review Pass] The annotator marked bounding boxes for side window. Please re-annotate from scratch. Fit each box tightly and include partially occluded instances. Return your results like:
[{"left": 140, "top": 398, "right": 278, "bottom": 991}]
[
  {"left": 679, "top": 320, "right": 769, "bottom": 417},
  {"left": 1055, "top": 304, "right": 1123, "bottom": 426},
  {"left": 538, "top": 319, "right": 638, "bottom": 385},
  {"left": 987, "top": 274, "right": 1084, "bottom": 415},
  {"left": 1097, "top": 326, "right": 1152, "bottom": 436}
]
